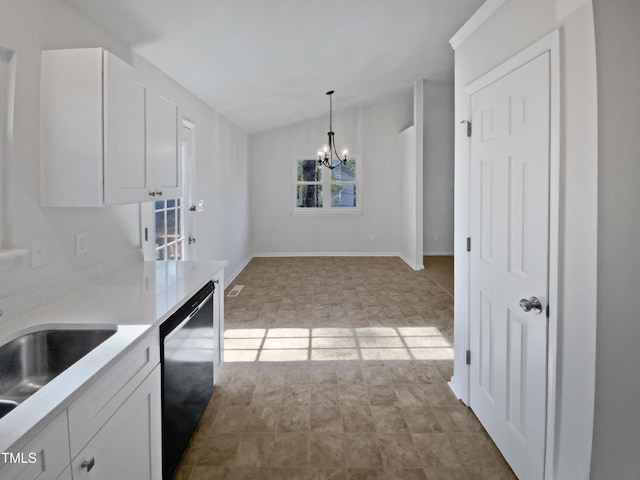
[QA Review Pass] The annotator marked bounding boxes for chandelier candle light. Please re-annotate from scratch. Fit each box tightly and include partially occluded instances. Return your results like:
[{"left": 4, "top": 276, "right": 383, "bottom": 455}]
[{"left": 317, "top": 90, "right": 349, "bottom": 170}]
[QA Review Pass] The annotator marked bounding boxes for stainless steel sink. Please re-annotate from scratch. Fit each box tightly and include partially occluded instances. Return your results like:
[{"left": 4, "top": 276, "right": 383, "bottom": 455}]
[{"left": 0, "top": 328, "right": 116, "bottom": 418}]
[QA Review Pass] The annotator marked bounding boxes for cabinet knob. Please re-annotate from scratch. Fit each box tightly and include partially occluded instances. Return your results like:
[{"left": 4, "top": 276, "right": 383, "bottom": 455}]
[
  {"left": 157, "top": 191, "right": 163, "bottom": 196},
  {"left": 81, "top": 457, "right": 95, "bottom": 472},
  {"left": 149, "top": 191, "right": 156, "bottom": 197}
]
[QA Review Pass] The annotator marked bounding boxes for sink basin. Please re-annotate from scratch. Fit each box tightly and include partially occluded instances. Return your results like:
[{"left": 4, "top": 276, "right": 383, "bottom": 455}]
[
  {"left": 0, "top": 328, "right": 116, "bottom": 418},
  {"left": 0, "top": 399, "right": 18, "bottom": 417}
]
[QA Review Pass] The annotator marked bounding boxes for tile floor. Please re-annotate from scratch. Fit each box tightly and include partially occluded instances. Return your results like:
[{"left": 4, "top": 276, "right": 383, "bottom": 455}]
[{"left": 173, "top": 257, "right": 516, "bottom": 480}]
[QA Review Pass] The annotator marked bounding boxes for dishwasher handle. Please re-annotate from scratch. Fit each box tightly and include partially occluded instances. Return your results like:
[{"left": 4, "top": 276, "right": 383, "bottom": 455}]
[
  {"left": 160, "top": 280, "right": 215, "bottom": 341},
  {"left": 162, "top": 291, "right": 214, "bottom": 343}
]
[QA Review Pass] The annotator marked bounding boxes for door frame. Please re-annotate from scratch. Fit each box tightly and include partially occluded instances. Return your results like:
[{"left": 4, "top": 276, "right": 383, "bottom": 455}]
[{"left": 463, "top": 29, "right": 560, "bottom": 478}]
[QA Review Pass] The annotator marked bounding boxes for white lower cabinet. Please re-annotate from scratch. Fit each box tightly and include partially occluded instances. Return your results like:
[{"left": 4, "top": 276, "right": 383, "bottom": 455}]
[
  {"left": 71, "top": 366, "right": 161, "bottom": 480},
  {"left": 0, "top": 411, "right": 70, "bottom": 480}
]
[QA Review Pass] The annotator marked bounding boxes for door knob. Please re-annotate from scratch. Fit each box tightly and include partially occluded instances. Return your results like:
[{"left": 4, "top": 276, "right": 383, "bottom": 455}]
[{"left": 519, "top": 297, "right": 543, "bottom": 314}]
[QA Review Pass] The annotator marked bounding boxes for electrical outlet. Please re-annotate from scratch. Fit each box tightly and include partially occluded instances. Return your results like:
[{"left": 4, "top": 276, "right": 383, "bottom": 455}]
[
  {"left": 75, "top": 232, "right": 89, "bottom": 256},
  {"left": 31, "top": 239, "right": 48, "bottom": 268}
]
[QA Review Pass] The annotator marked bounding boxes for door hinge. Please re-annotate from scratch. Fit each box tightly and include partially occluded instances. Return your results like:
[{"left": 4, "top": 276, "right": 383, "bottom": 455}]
[
  {"left": 466, "top": 237, "right": 471, "bottom": 252},
  {"left": 466, "top": 350, "right": 471, "bottom": 365},
  {"left": 461, "top": 120, "right": 472, "bottom": 137}
]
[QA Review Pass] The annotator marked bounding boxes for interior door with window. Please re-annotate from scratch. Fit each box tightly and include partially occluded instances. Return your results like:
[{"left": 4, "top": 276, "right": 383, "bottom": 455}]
[
  {"left": 469, "top": 52, "right": 551, "bottom": 480},
  {"left": 182, "top": 120, "right": 196, "bottom": 259}
]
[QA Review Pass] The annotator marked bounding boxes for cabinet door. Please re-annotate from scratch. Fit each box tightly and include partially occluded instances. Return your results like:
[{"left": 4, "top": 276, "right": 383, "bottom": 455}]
[
  {"left": 0, "top": 411, "right": 70, "bottom": 480},
  {"left": 147, "top": 93, "right": 181, "bottom": 200},
  {"left": 103, "top": 52, "right": 151, "bottom": 204},
  {"left": 40, "top": 48, "right": 105, "bottom": 207},
  {"left": 71, "top": 366, "right": 161, "bottom": 480}
]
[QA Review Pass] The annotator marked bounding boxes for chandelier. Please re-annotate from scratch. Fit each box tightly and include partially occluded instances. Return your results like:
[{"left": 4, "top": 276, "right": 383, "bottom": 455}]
[{"left": 317, "top": 90, "right": 349, "bottom": 169}]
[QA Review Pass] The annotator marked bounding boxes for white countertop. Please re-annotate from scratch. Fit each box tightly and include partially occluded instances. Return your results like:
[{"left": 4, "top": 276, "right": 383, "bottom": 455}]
[{"left": 0, "top": 260, "right": 227, "bottom": 454}]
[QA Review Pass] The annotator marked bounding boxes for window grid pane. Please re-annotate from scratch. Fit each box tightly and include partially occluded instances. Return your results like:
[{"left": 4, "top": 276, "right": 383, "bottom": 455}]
[
  {"left": 155, "top": 198, "right": 185, "bottom": 260},
  {"left": 297, "top": 185, "right": 323, "bottom": 208},
  {"left": 331, "top": 183, "right": 357, "bottom": 207}
]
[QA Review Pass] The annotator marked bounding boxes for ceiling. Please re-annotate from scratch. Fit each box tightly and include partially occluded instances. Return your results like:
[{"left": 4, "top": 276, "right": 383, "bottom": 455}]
[{"left": 63, "top": 0, "right": 483, "bottom": 133}]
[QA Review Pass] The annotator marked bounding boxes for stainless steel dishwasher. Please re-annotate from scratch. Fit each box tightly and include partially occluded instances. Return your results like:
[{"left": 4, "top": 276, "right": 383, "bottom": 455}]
[{"left": 160, "top": 280, "right": 215, "bottom": 480}]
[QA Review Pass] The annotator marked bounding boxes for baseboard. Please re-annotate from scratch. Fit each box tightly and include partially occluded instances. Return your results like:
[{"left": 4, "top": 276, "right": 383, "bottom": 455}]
[
  {"left": 423, "top": 251, "right": 455, "bottom": 256},
  {"left": 398, "top": 254, "right": 425, "bottom": 271},
  {"left": 253, "top": 251, "right": 403, "bottom": 258},
  {"left": 448, "top": 376, "right": 469, "bottom": 406},
  {"left": 219, "top": 252, "right": 436, "bottom": 287},
  {"left": 225, "top": 255, "right": 253, "bottom": 286}
]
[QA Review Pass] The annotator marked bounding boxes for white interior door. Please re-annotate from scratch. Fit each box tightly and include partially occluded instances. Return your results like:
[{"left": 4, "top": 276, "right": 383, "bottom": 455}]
[
  {"left": 182, "top": 120, "right": 196, "bottom": 260},
  {"left": 469, "top": 52, "right": 550, "bottom": 480}
]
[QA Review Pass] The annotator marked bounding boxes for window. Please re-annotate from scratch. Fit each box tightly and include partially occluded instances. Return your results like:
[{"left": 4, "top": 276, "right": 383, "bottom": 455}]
[
  {"left": 293, "top": 156, "right": 359, "bottom": 213},
  {"left": 154, "top": 198, "right": 185, "bottom": 260}
]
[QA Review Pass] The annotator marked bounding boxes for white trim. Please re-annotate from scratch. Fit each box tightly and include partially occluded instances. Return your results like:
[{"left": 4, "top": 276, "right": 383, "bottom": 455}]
[
  {"left": 462, "top": 29, "right": 561, "bottom": 480},
  {"left": 254, "top": 251, "right": 402, "bottom": 258},
  {"left": 225, "top": 255, "right": 252, "bottom": 286},
  {"left": 229, "top": 253, "right": 425, "bottom": 285},
  {"left": 449, "top": 0, "right": 508, "bottom": 50},
  {"left": 413, "top": 81, "right": 425, "bottom": 267},
  {"left": 399, "top": 254, "right": 424, "bottom": 271},
  {"left": 290, "top": 210, "right": 363, "bottom": 216},
  {"left": 251, "top": 252, "right": 423, "bottom": 271},
  {"left": 423, "top": 251, "right": 454, "bottom": 256}
]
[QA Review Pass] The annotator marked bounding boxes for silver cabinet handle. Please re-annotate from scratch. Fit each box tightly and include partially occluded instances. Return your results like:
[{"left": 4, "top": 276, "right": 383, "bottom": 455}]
[
  {"left": 519, "top": 297, "right": 543, "bottom": 314},
  {"left": 81, "top": 457, "right": 95, "bottom": 472}
]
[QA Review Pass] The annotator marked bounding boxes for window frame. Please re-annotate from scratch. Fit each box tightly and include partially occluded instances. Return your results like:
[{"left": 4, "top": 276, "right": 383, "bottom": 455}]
[
  {"left": 154, "top": 198, "right": 186, "bottom": 261},
  {"left": 291, "top": 154, "right": 361, "bottom": 215}
]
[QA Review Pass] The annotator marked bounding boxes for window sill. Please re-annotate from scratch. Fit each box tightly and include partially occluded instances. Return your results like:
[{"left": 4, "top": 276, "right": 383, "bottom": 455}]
[{"left": 290, "top": 210, "right": 363, "bottom": 216}]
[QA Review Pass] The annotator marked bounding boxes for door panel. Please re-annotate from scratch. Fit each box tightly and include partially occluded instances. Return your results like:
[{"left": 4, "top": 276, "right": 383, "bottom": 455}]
[
  {"left": 148, "top": 94, "right": 180, "bottom": 197},
  {"left": 103, "top": 52, "right": 149, "bottom": 204},
  {"left": 469, "top": 52, "right": 550, "bottom": 480}
]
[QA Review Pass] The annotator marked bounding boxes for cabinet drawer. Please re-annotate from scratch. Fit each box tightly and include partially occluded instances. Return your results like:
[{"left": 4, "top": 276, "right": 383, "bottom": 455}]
[
  {"left": 0, "top": 411, "right": 70, "bottom": 480},
  {"left": 71, "top": 366, "right": 161, "bottom": 480},
  {"left": 68, "top": 329, "right": 159, "bottom": 457}
]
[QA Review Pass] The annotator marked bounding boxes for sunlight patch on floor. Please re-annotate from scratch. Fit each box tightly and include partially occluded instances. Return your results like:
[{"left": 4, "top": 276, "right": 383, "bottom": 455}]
[{"left": 223, "top": 326, "right": 453, "bottom": 363}]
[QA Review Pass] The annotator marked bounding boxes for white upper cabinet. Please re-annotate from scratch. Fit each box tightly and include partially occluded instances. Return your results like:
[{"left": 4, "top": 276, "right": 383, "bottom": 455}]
[
  {"left": 40, "top": 48, "right": 181, "bottom": 207},
  {"left": 103, "top": 51, "right": 149, "bottom": 204},
  {"left": 146, "top": 92, "right": 180, "bottom": 199}
]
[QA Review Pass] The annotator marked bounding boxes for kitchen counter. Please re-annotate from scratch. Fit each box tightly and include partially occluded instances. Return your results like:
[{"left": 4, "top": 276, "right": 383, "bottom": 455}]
[{"left": 0, "top": 260, "right": 227, "bottom": 455}]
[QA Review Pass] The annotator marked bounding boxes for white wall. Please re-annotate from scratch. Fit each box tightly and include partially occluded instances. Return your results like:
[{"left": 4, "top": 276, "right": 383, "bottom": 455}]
[
  {"left": 450, "top": 0, "right": 598, "bottom": 478},
  {"left": 423, "top": 81, "right": 455, "bottom": 255},
  {"left": 0, "top": 0, "right": 250, "bottom": 318},
  {"left": 400, "top": 125, "right": 417, "bottom": 266},
  {"left": 591, "top": 1, "right": 640, "bottom": 477},
  {"left": 249, "top": 92, "right": 414, "bottom": 258}
]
